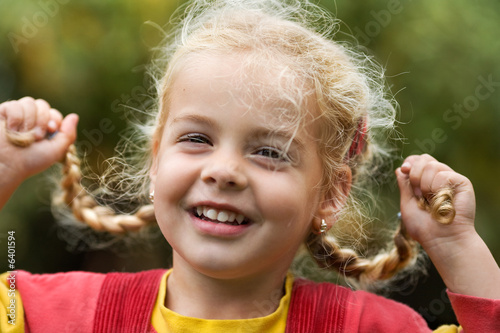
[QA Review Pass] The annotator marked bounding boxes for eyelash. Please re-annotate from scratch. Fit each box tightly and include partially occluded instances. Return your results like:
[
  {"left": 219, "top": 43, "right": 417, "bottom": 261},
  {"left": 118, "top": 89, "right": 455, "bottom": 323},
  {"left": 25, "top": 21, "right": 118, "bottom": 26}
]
[
  {"left": 177, "top": 133, "right": 212, "bottom": 145},
  {"left": 177, "top": 133, "right": 291, "bottom": 163},
  {"left": 253, "top": 147, "right": 290, "bottom": 162}
]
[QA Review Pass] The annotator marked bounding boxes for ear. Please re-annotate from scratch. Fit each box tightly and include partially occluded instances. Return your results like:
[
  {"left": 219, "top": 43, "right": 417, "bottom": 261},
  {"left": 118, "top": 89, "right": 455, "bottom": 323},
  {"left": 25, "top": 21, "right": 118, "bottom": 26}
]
[
  {"left": 149, "top": 138, "right": 160, "bottom": 193},
  {"left": 316, "top": 164, "right": 352, "bottom": 225}
]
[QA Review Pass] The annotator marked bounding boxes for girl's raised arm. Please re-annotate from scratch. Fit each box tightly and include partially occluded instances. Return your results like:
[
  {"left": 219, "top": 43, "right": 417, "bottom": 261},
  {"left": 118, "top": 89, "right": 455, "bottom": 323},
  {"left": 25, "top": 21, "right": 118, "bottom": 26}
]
[
  {"left": 0, "top": 97, "right": 78, "bottom": 210},
  {"left": 396, "top": 154, "right": 500, "bottom": 299}
]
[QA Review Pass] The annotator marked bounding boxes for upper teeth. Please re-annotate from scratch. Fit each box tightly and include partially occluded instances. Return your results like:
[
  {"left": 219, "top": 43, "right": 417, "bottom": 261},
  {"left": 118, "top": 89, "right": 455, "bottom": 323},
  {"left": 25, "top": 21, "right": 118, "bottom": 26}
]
[{"left": 196, "top": 206, "right": 246, "bottom": 224}]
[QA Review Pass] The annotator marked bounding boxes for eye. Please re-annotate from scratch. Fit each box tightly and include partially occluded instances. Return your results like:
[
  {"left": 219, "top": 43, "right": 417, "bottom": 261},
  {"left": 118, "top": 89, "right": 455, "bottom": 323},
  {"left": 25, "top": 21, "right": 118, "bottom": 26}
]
[
  {"left": 254, "top": 147, "right": 290, "bottom": 161},
  {"left": 177, "top": 133, "right": 212, "bottom": 145}
]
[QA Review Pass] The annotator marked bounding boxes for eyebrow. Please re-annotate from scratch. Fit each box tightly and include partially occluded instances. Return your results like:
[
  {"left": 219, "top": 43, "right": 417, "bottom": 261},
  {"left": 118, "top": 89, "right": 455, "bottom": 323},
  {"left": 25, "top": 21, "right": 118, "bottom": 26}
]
[
  {"left": 170, "top": 113, "right": 305, "bottom": 151},
  {"left": 250, "top": 127, "right": 306, "bottom": 152},
  {"left": 170, "top": 113, "right": 220, "bottom": 131}
]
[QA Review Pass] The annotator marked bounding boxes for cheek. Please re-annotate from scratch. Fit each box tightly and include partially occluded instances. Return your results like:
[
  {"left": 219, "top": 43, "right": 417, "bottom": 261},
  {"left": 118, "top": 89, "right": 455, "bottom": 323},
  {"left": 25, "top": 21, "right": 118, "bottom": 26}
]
[
  {"left": 154, "top": 154, "right": 198, "bottom": 210},
  {"left": 256, "top": 173, "right": 320, "bottom": 228},
  {"left": 153, "top": 155, "right": 197, "bottom": 241}
]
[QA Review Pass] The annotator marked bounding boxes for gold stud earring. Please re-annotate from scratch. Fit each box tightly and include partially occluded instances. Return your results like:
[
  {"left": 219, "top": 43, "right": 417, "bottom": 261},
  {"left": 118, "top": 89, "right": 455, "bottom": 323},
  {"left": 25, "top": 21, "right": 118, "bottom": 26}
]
[{"left": 149, "top": 190, "right": 154, "bottom": 203}]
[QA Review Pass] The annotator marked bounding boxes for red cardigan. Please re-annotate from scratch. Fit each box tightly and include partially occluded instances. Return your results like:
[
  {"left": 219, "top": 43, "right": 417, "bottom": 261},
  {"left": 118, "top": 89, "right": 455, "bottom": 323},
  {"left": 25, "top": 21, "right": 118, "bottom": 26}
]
[{"left": 15, "top": 269, "right": 499, "bottom": 332}]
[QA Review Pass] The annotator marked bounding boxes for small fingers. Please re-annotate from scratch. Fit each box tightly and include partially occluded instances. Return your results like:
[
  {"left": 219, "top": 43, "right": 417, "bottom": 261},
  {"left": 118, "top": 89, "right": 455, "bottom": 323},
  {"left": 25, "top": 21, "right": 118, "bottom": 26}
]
[
  {"left": 419, "top": 163, "right": 454, "bottom": 199},
  {"left": 401, "top": 154, "right": 453, "bottom": 198},
  {"left": 48, "top": 108, "right": 63, "bottom": 133},
  {"left": 395, "top": 166, "right": 414, "bottom": 207},
  {"left": 33, "top": 99, "right": 51, "bottom": 140},
  {"left": 0, "top": 101, "right": 24, "bottom": 131},
  {"left": 0, "top": 97, "right": 64, "bottom": 144},
  {"left": 18, "top": 97, "right": 37, "bottom": 132}
]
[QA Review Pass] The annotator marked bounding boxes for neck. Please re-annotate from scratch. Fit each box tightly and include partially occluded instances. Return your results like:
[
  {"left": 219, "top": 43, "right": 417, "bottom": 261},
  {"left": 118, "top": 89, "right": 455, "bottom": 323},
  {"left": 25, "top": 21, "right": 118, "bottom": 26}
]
[{"left": 165, "top": 253, "right": 289, "bottom": 319}]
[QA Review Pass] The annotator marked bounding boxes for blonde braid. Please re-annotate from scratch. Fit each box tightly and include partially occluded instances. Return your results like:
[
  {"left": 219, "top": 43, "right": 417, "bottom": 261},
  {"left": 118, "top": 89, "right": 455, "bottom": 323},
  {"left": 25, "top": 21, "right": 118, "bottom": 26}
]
[
  {"left": 5, "top": 129, "right": 156, "bottom": 234},
  {"left": 308, "top": 187, "right": 455, "bottom": 287},
  {"left": 417, "top": 187, "right": 455, "bottom": 224},
  {"left": 307, "top": 222, "right": 418, "bottom": 287},
  {"left": 5, "top": 128, "right": 36, "bottom": 147}
]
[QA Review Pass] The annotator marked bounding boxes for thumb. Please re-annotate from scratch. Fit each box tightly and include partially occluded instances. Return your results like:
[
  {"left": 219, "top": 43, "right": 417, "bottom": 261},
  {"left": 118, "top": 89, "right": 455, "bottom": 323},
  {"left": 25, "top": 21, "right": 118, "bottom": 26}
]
[
  {"left": 395, "top": 167, "right": 415, "bottom": 209},
  {"left": 44, "top": 113, "right": 79, "bottom": 160},
  {"left": 58, "top": 113, "right": 79, "bottom": 144},
  {"left": 18, "top": 114, "right": 79, "bottom": 179}
]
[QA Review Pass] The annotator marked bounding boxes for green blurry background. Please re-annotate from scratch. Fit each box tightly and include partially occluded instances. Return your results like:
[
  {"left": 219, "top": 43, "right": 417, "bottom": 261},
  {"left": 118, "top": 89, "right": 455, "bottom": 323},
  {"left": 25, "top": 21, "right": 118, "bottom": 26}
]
[{"left": 1, "top": 0, "right": 499, "bottom": 328}]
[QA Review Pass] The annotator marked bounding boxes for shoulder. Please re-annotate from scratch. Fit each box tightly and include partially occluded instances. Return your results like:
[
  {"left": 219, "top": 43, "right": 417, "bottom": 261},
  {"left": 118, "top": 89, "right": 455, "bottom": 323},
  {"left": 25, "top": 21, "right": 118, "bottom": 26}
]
[
  {"left": 16, "top": 269, "right": 167, "bottom": 332},
  {"left": 347, "top": 288, "right": 430, "bottom": 333},
  {"left": 290, "top": 278, "right": 430, "bottom": 333},
  {"left": 17, "top": 268, "right": 166, "bottom": 291},
  {"left": 16, "top": 270, "right": 107, "bottom": 332},
  {"left": 17, "top": 269, "right": 107, "bottom": 300},
  {"left": 17, "top": 269, "right": 106, "bottom": 285},
  {"left": 17, "top": 269, "right": 107, "bottom": 304}
]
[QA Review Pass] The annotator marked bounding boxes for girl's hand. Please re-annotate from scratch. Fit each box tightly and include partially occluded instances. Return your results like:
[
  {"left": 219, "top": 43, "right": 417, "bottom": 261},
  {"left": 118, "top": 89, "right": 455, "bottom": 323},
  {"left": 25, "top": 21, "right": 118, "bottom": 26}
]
[
  {"left": 396, "top": 154, "right": 500, "bottom": 299},
  {"left": 0, "top": 97, "right": 78, "bottom": 189},
  {"left": 395, "top": 154, "right": 475, "bottom": 251}
]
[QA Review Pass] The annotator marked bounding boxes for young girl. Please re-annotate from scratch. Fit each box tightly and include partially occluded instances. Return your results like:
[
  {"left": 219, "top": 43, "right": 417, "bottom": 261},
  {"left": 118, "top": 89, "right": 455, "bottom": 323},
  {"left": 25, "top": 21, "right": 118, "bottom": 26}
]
[{"left": 1, "top": 0, "right": 499, "bottom": 332}]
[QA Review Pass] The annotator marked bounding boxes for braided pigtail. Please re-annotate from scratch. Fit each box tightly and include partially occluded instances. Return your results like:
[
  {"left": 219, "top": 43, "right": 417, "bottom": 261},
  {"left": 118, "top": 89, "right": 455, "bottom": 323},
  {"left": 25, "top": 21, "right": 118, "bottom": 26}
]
[
  {"left": 307, "top": 221, "right": 417, "bottom": 288},
  {"left": 4, "top": 127, "right": 36, "bottom": 147},
  {"left": 307, "top": 187, "right": 455, "bottom": 288},
  {"left": 5, "top": 127, "right": 156, "bottom": 234},
  {"left": 53, "top": 144, "right": 156, "bottom": 234},
  {"left": 418, "top": 187, "right": 455, "bottom": 224}
]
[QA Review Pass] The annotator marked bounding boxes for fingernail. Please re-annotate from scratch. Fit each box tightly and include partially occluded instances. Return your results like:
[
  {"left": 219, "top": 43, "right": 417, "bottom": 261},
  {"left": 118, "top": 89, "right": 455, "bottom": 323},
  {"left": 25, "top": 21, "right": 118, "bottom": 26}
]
[
  {"left": 401, "top": 161, "right": 411, "bottom": 169},
  {"left": 48, "top": 120, "right": 57, "bottom": 131}
]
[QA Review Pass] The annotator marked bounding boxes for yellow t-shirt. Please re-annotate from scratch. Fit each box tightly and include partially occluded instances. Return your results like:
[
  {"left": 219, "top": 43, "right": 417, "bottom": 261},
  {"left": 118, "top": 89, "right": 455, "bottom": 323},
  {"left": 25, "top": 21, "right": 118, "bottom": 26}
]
[
  {"left": 0, "top": 271, "right": 461, "bottom": 332},
  {"left": 0, "top": 272, "right": 24, "bottom": 333},
  {"left": 151, "top": 270, "right": 291, "bottom": 332}
]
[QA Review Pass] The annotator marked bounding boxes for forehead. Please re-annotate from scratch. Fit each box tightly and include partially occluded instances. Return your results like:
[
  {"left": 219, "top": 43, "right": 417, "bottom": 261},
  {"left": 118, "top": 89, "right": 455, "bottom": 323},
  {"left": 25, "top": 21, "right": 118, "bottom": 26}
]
[{"left": 168, "top": 51, "right": 317, "bottom": 127}]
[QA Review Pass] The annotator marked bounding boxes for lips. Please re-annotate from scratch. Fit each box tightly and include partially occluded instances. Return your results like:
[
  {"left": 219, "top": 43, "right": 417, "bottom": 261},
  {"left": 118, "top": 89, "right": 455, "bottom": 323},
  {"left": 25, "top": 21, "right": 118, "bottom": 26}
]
[{"left": 193, "top": 205, "right": 249, "bottom": 225}]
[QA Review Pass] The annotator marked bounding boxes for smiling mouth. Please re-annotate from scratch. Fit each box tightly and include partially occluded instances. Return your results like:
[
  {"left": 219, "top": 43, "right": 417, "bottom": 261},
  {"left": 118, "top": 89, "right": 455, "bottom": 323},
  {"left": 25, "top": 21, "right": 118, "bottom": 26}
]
[{"left": 192, "top": 206, "right": 250, "bottom": 225}]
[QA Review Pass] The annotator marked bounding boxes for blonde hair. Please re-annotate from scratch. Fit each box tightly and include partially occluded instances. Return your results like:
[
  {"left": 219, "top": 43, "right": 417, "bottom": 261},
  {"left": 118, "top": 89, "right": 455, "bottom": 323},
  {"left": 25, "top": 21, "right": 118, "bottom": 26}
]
[{"left": 5, "top": 0, "right": 455, "bottom": 289}]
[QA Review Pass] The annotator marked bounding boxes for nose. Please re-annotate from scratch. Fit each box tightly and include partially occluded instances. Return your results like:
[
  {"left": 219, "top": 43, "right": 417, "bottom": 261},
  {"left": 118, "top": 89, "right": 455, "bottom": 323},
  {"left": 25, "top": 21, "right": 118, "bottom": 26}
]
[{"left": 200, "top": 153, "right": 248, "bottom": 190}]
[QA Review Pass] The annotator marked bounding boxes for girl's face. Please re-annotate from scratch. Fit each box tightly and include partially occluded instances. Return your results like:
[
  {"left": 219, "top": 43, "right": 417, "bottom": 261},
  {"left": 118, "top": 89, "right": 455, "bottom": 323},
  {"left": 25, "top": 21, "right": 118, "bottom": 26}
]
[{"left": 151, "top": 53, "right": 329, "bottom": 280}]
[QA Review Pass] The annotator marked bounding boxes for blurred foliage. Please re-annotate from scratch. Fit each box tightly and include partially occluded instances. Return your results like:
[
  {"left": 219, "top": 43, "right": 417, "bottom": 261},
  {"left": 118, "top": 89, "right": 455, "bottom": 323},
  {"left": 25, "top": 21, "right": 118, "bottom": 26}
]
[
  {"left": 0, "top": 0, "right": 499, "bottom": 328},
  {"left": 331, "top": 0, "right": 500, "bottom": 256}
]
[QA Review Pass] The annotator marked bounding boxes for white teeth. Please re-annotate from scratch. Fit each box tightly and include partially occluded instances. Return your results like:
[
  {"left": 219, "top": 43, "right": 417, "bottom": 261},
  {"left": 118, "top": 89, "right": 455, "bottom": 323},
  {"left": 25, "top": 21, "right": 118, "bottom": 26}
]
[
  {"left": 217, "top": 211, "right": 229, "bottom": 222},
  {"left": 195, "top": 206, "right": 246, "bottom": 224},
  {"left": 206, "top": 208, "right": 218, "bottom": 220}
]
